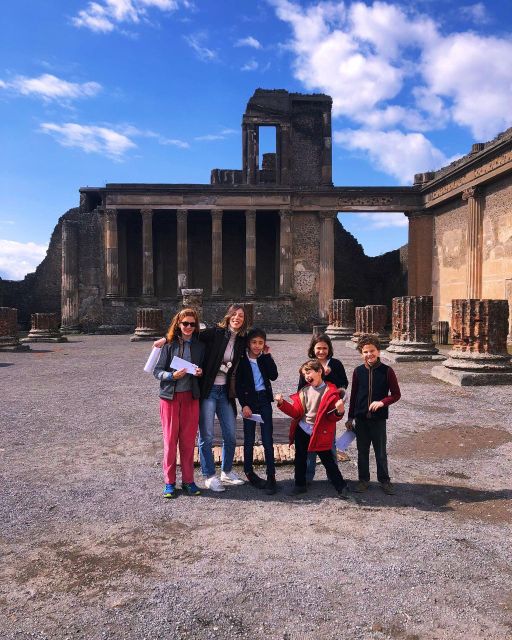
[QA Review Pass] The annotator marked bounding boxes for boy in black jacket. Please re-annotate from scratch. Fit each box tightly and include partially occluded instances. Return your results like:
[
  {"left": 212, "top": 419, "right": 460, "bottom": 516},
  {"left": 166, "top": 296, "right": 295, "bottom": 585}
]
[
  {"left": 235, "top": 328, "right": 279, "bottom": 494},
  {"left": 346, "top": 335, "right": 401, "bottom": 495}
]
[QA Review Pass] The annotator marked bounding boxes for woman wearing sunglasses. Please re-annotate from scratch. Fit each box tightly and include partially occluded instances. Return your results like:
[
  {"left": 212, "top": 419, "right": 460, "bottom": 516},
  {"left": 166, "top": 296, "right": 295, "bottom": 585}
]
[{"left": 153, "top": 307, "right": 205, "bottom": 498}]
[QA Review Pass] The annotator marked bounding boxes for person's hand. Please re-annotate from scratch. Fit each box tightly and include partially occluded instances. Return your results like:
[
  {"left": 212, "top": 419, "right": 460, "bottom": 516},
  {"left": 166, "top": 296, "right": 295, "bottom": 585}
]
[
  {"left": 263, "top": 344, "right": 270, "bottom": 354},
  {"left": 334, "top": 399, "right": 345, "bottom": 416},
  {"left": 369, "top": 400, "right": 384, "bottom": 412},
  {"left": 194, "top": 367, "right": 203, "bottom": 377},
  {"left": 154, "top": 337, "right": 166, "bottom": 348},
  {"left": 172, "top": 368, "right": 187, "bottom": 380},
  {"left": 242, "top": 405, "right": 252, "bottom": 418},
  {"left": 274, "top": 393, "right": 283, "bottom": 406},
  {"left": 324, "top": 365, "right": 331, "bottom": 376},
  {"left": 345, "top": 419, "right": 354, "bottom": 431},
  {"left": 337, "top": 387, "right": 346, "bottom": 399}
]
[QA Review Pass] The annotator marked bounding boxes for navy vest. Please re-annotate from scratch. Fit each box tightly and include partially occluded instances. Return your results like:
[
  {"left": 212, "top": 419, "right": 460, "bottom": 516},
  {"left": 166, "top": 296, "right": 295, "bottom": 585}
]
[{"left": 353, "top": 361, "right": 392, "bottom": 420}]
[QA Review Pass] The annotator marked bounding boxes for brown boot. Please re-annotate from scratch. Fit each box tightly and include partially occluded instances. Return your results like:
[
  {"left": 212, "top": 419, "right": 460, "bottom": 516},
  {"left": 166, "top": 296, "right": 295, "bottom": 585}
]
[{"left": 354, "top": 480, "right": 369, "bottom": 493}]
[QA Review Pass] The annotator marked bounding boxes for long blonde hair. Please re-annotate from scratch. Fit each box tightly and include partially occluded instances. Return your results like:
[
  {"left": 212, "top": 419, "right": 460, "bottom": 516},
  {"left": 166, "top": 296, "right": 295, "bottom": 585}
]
[{"left": 166, "top": 308, "right": 200, "bottom": 343}]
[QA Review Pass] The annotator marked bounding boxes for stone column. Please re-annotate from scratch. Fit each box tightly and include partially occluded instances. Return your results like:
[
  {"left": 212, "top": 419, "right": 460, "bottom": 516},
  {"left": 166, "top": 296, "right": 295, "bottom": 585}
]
[
  {"left": 279, "top": 123, "right": 291, "bottom": 186},
  {"left": 318, "top": 212, "right": 336, "bottom": 320},
  {"left": 246, "top": 125, "right": 258, "bottom": 185},
  {"left": 130, "top": 307, "right": 164, "bottom": 342},
  {"left": 432, "top": 299, "right": 512, "bottom": 385},
  {"left": 383, "top": 296, "right": 443, "bottom": 362},
  {"left": 406, "top": 211, "right": 433, "bottom": 296},
  {"left": 182, "top": 288, "right": 203, "bottom": 326},
  {"left": 23, "top": 313, "right": 67, "bottom": 343},
  {"left": 435, "top": 321, "right": 450, "bottom": 345},
  {"left": 245, "top": 210, "right": 256, "bottom": 297},
  {"left": 177, "top": 209, "right": 188, "bottom": 294},
  {"left": 211, "top": 210, "right": 223, "bottom": 296},
  {"left": 61, "top": 219, "right": 80, "bottom": 333},
  {"left": 349, "top": 307, "right": 365, "bottom": 346},
  {"left": 0, "top": 307, "right": 29, "bottom": 351},
  {"left": 104, "top": 209, "right": 119, "bottom": 297},
  {"left": 326, "top": 299, "right": 355, "bottom": 340},
  {"left": 141, "top": 208, "right": 154, "bottom": 298},
  {"left": 463, "top": 188, "right": 484, "bottom": 299},
  {"left": 349, "top": 305, "right": 389, "bottom": 348},
  {"left": 279, "top": 209, "right": 293, "bottom": 296}
]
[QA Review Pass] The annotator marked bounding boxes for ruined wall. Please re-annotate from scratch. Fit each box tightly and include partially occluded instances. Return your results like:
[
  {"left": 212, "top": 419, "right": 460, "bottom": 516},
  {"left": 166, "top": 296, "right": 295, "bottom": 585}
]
[
  {"left": 290, "top": 104, "right": 324, "bottom": 187},
  {"left": 482, "top": 173, "right": 512, "bottom": 300},
  {"left": 432, "top": 199, "right": 468, "bottom": 322},
  {"left": 77, "top": 209, "right": 104, "bottom": 331},
  {"left": 292, "top": 212, "right": 321, "bottom": 329}
]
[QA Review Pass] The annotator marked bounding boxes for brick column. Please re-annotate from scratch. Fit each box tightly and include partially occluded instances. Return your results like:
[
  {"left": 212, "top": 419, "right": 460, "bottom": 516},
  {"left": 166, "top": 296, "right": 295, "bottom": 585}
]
[
  {"left": 211, "top": 210, "right": 223, "bottom": 296},
  {"left": 245, "top": 210, "right": 256, "bottom": 297},
  {"left": 318, "top": 212, "right": 336, "bottom": 320},
  {"left": 0, "top": 307, "right": 29, "bottom": 351},
  {"left": 349, "top": 305, "right": 389, "bottom": 348},
  {"left": 279, "top": 209, "right": 292, "bottom": 296},
  {"left": 326, "top": 299, "right": 354, "bottom": 340},
  {"left": 24, "top": 313, "right": 67, "bottom": 343},
  {"left": 61, "top": 219, "right": 80, "bottom": 333},
  {"left": 350, "top": 307, "right": 365, "bottom": 345},
  {"left": 463, "top": 188, "right": 484, "bottom": 299},
  {"left": 141, "top": 208, "right": 154, "bottom": 298},
  {"left": 383, "top": 296, "right": 443, "bottom": 362},
  {"left": 406, "top": 211, "right": 433, "bottom": 296},
  {"left": 432, "top": 299, "right": 512, "bottom": 385},
  {"left": 131, "top": 307, "right": 165, "bottom": 342},
  {"left": 279, "top": 123, "right": 291, "bottom": 186},
  {"left": 177, "top": 209, "right": 188, "bottom": 294},
  {"left": 246, "top": 124, "right": 258, "bottom": 185},
  {"left": 104, "top": 209, "right": 119, "bottom": 297}
]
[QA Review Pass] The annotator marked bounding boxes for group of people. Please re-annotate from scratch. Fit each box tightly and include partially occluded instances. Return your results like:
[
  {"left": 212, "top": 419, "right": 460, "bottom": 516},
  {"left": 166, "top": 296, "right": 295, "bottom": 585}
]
[{"left": 152, "top": 303, "right": 401, "bottom": 500}]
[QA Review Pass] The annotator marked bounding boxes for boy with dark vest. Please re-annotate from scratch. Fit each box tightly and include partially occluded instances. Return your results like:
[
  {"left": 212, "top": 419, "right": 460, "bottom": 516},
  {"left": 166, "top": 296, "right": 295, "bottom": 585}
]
[{"left": 346, "top": 335, "right": 401, "bottom": 495}]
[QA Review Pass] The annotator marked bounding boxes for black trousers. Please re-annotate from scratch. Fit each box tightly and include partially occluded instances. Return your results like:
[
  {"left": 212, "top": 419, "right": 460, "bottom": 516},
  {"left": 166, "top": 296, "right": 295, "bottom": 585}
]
[
  {"left": 294, "top": 426, "right": 346, "bottom": 491},
  {"left": 355, "top": 417, "right": 390, "bottom": 483}
]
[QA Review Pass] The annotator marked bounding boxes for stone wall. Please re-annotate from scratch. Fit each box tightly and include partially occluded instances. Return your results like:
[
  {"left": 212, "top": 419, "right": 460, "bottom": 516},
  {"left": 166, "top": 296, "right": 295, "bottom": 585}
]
[
  {"left": 290, "top": 103, "right": 323, "bottom": 187},
  {"left": 292, "top": 211, "right": 320, "bottom": 328}
]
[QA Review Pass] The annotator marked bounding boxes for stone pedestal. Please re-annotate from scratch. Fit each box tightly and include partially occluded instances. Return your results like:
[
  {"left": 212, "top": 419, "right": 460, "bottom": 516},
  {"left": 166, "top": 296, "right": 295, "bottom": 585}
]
[
  {"left": 432, "top": 299, "right": 512, "bottom": 386},
  {"left": 326, "top": 299, "right": 354, "bottom": 340},
  {"left": 181, "top": 289, "right": 204, "bottom": 328},
  {"left": 130, "top": 308, "right": 164, "bottom": 342},
  {"left": 23, "top": 313, "right": 67, "bottom": 343},
  {"left": 0, "top": 307, "right": 30, "bottom": 351},
  {"left": 435, "top": 321, "right": 450, "bottom": 345},
  {"left": 383, "top": 296, "right": 444, "bottom": 362},
  {"left": 312, "top": 324, "right": 327, "bottom": 335},
  {"left": 347, "top": 305, "right": 389, "bottom": 349}
]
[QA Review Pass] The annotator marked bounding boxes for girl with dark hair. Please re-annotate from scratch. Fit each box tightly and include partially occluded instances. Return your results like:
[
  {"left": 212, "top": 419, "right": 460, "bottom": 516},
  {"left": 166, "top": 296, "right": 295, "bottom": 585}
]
[
  {"left": 297, "top": 333, "right": 349, "bottom": 482},
  {"left": 153, "top": 308, "right": 205, "bottom": 498}
]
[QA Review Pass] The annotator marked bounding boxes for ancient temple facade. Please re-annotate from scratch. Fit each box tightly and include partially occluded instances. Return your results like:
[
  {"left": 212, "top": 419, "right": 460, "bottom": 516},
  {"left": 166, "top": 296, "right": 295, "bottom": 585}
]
[{"left": 66, "top": 90, "right": 419, "bottom": 331}]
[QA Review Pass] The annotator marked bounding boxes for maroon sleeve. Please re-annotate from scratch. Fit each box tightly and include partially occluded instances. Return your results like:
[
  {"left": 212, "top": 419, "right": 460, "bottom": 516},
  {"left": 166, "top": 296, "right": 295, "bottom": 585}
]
[
  {"left": 381, "top": 367, "right": 401, "bottom": 407},
  {"left": 347, "top": 369, "right": 358, "bottom": 419}
]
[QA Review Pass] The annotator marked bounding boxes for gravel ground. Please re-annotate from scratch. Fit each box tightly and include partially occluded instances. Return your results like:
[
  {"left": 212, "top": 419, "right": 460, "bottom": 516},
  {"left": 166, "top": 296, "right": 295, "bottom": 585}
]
[{"left": 1, "top": 334, "right": 511, "bottom": 640}]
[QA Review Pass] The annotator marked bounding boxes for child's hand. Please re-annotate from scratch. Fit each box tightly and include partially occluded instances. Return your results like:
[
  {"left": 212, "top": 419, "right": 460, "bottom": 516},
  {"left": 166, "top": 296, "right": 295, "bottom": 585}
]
[
  {"left": 242, "top": 405, "right": 252, "bottom": 418},
  {"left": 369, "top": 400, "right": 384, "bottom": 412},
  {"left": 345, "top": 419, "right": 354, "bottom": 430},
  {"left": 154, "top": 337, "right": 166, "bottom": 348},
  {"left": 173, "top": 368, "right": 187, "bottom": 380},
  {"left": 324, "top": 365, "right": 331, "bottom": 376},
  {"left": 263, "top": 344, "right": 270, "bottom": 354},
  {"left": 274, "top": 393, "right": 283, "bottom": 406},
  {"left": 335, "top": 399, "right": 345, "bottom": 415},
  {"left": 194, "top": 367, "right": 203, "bottom": 377}
]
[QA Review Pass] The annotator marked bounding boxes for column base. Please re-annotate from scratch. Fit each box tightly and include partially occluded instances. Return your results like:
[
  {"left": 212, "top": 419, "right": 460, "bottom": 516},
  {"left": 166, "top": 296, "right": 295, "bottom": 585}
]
[
  {"left": 431, "top": 366, "right": 512, "bottom": 386},
  {"left": 22, "top": 335, "right": 68, "bottom": 343},
  {"left": 130, "top": 330, "right": 163, "bottom": 342},
  {"left": 382, "top": 340, "right": 445, "bottom": 362},
  {"left": 61, "top": 327, "right": 81, "bottom": 335},
  {"left": 0, "top": 341, "right": 31, "bottom": 352},
  {"left": 325, "top": 326, "right": 354, "bottom": 340}
]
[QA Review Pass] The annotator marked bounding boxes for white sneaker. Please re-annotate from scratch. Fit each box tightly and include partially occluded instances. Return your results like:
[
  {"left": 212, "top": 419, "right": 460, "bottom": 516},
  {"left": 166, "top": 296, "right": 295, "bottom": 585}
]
[
  {"left": 220, "top": 470, "right": 245, "bottom": 485},
  {"left": 204, "top": 475, "right": 225, "bottom": 492}
]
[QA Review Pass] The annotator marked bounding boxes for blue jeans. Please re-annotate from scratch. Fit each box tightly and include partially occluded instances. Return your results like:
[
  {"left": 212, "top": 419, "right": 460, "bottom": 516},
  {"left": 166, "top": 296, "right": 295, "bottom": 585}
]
[
  {"left": 198, "top": 385, "right": 237, "bottom": 477},
  {"left": 243, "top": 391, "right": 275, "bottom": 476},
  {"left": 306, "top": 438, "right": 338, "bottom": 483}
]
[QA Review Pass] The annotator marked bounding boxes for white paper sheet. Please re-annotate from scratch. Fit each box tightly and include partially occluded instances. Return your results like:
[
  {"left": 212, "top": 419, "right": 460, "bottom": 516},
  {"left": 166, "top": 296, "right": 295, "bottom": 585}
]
[
  {"left": 143, "top": 346, "right": 161, "bottom": 373},
  {"left": 239, "top": 413, "right": 264, "bottom": 424},
  {"left": 336, "top": 429, "right": 356, "bottom": 451},
  {"left": 170, "top": 355, "right": 198, "bottom": 375}
]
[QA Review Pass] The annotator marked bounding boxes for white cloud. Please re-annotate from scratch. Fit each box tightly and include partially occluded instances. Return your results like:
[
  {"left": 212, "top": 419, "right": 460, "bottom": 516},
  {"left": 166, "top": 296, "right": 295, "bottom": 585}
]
[
  {"left": 241, "top": 59, "right": 259, "bottom": 71},
  {"left": 194, "top": 128, "right": 238, "bottom": 141},
  {"left": 235, "top": 36, "right": 262, "bottom": 49},
  {"left": 334, "top": 128, "right": 453, "bottom": 184},
  {"left": 359, "top": 212, "right": 408, "bottom": 229},
  {"left": 460, "top": 3, "right": 490, "bottom": 25},
  {"left": 72, "top": 0, "right": 184, "bottom": 33},
  {"left": 40, "top": 123, "right": 136, "bottom": 160},
  {"left": 0, "top": 239, "right": 48, "bottom": 281},
  {"left": 184, "top": 33, "right": 218, "bottom": 61},
  {"left": 120, "top": 125, "right": 189, "bottom": 147},
  {"left": 0, "top": 74, "right": 101, "bottom": 102}
]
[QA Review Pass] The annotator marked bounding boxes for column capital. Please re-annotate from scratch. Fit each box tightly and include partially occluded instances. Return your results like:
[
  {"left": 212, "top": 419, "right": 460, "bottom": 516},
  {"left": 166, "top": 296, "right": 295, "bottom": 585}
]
[
  {"left": 245, "top": 209, "right": 256, "bottom": 220},
  {"left": 105, "top": 208, "right": 117, "bottom": 219},
  {"left": 462, "top": 186, "right": 482, "bottom": 201},
  {"left": 278, "top": 208, "right": 291, "bottom": 219},
  {"left": 211, "top": 210, "right": 223, "bottom": 220},
  {"left": 176, "top": 208, "right": 188, "bottom": 218},
  {"left": 140, "top": 207, "right": 153, "bottom": 217},
  {"left": 318, "top": 210, "right": 337, "bottom": 220}
]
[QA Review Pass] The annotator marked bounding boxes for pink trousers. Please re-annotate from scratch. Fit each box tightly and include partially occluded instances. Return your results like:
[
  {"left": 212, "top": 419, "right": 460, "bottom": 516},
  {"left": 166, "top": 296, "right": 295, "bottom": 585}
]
[{"left": 159, "top": 392, "right": 199, "bottom": 484}]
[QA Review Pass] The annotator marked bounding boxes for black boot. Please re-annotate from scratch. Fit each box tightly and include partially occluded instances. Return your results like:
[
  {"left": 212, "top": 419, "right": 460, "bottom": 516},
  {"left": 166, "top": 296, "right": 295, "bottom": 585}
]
[
  {"left": 265, "top": 474, "right": 277, "bottom": 495},
  {"left": 246, "top": 470, "right": 266, "bottom": 489}
]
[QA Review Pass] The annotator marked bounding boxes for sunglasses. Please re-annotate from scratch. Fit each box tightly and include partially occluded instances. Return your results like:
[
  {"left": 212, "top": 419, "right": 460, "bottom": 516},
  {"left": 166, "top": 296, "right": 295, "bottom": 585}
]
[{"left": 180, "top": 321, "right": 196, "bottom": 328}]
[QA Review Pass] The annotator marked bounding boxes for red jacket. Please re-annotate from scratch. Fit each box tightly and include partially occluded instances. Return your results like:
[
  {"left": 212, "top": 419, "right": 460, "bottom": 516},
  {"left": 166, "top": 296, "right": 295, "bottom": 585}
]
[{"left": 277, "top": 382, "right": 343, "bottom": 451}]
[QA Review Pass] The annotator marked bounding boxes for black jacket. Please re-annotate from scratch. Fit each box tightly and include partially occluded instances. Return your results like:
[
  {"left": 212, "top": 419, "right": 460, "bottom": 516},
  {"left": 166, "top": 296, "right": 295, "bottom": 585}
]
[
  {"left": 235, "top": 352, "right": 278, "bottom": 410},
  {"left": 153, "top": 337, "right": 205, "bottom": 400},
  {"left": 198, "top": 327, "right": 246, "bottom": 400},
  {"left": 297, "top": 357, "right": 348, "bottom": 392}
]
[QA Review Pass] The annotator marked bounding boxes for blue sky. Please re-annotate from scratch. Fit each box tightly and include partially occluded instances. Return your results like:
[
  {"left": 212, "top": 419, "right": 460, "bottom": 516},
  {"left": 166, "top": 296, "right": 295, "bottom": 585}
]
[{"left": 1, "top": 0, "right": 512, "bottom": 279}]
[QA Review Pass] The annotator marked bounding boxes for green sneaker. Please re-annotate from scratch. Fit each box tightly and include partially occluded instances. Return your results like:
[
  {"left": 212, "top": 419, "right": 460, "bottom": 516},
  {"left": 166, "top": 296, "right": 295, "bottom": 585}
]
[
  {"left": 182, "top": 482, "right": 201, "bottom": 496},
  {"left": 163, "top": 483, "right": 176, "bottom": 498}
]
